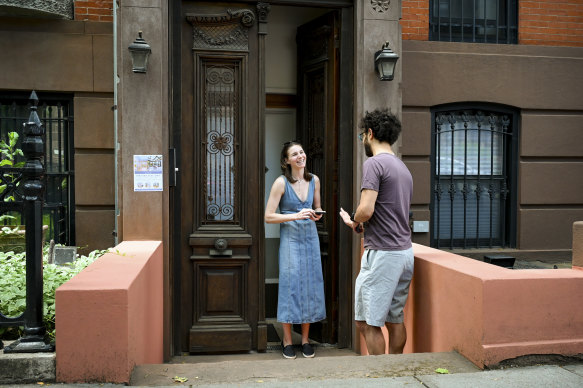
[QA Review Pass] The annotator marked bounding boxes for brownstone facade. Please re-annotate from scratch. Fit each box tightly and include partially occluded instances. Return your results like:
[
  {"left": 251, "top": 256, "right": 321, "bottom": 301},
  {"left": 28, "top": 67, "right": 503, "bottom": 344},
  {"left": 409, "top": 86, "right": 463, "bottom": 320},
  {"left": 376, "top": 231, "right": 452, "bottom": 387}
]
[{"left": 0, "top": 18, "right": 115, "bottom": 253}]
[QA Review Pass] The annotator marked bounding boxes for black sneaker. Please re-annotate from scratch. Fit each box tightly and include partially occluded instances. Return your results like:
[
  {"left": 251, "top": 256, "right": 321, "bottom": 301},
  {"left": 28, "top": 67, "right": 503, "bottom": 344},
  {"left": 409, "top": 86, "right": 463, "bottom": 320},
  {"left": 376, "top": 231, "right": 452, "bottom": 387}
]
[
  {"left": 281, "top": 341, "right": 296, "bottom": 359},
  {"left": 301, "top": 342, "right": 315, "bottom": 358}
]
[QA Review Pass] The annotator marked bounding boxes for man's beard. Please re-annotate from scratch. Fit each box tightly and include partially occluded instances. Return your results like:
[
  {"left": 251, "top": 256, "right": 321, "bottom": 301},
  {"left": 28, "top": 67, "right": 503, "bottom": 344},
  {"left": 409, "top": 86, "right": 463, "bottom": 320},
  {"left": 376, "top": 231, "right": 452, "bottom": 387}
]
[{"left": 364, "top": 138, "right": 373, "bottom": 157}]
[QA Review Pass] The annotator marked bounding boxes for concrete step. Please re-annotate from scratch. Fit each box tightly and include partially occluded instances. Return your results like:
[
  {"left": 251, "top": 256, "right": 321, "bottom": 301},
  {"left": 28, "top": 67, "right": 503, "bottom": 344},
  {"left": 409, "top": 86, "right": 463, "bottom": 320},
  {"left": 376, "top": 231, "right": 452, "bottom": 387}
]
[
  {"left": 0, "top": 341, "right": 55, "bottom": 385},
  {"left": 131, "top": 348, "right": 481, "bottom": 386}
]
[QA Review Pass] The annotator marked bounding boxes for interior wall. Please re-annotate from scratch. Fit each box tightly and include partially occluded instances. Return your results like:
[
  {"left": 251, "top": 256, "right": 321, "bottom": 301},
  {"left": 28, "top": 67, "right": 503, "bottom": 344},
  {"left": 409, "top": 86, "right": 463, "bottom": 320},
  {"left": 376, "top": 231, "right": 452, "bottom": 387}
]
[{"left": 265, "top": 6, "right": 328, "bottom": 94}]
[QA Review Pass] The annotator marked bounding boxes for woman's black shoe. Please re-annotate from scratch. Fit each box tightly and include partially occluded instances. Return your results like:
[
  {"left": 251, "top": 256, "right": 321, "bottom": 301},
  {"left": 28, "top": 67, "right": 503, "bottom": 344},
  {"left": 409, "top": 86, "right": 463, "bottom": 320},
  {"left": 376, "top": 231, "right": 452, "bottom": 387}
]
[
  {"left": 301, "top": 342, "right": 315, "bottom": 358},
  {"left": 281, "top": 341, "right": 296, "bottom": 359}
]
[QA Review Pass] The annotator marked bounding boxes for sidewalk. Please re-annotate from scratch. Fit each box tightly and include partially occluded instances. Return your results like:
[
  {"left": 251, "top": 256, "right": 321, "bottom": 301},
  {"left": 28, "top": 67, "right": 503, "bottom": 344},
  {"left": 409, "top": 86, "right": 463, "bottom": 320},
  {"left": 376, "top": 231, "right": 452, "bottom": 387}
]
[
  {"left": 129, "top": 349, "right": 583, "bottom": 387},
  {"left": 2, "top": 347, "right": 582, "bottom": 387}
]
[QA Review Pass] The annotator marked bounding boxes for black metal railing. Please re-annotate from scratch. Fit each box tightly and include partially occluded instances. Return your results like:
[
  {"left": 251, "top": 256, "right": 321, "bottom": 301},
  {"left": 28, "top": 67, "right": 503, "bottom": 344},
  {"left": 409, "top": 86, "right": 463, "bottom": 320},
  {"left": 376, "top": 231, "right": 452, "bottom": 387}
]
[
  {"left": 431, "top": 108, "right": 515, "bottom": 249},
  {"left": 0, "top": 92, "right": 74, "bottom": 246},
  {"left": 429, "top": 0, "right": 518, "bottom": 44},
  {"left": 0, "top": 91, "right": 54, "bottom": 352}
]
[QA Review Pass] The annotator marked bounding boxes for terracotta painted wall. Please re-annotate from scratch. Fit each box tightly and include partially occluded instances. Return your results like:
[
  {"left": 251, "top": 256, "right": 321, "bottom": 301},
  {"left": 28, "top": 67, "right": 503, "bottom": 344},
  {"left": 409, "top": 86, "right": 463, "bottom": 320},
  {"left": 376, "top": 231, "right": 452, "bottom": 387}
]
[{"left": 55, "top": 241, "right": 163, "bottom": 383}]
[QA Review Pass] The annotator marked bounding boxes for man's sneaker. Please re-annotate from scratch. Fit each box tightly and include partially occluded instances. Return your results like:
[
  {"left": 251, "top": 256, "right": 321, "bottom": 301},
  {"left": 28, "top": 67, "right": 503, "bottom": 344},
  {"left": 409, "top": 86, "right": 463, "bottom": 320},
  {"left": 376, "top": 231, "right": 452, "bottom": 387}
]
[
  {"left": 301, "top": 342, "right": 315, "bottom": 358},
  {"left": 281, "top": 342, "right": 296, "bottom": 359}
]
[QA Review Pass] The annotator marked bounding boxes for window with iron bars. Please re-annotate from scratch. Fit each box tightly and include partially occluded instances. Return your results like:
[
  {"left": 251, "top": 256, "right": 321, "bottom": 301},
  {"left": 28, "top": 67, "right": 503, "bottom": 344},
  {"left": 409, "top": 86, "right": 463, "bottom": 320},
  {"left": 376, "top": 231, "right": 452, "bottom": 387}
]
[
  {"left": 430, "top": 0, "right": 518, "bottom": 44},
  {"left": 0, "top": 92, "right": 75, "bottom": 246},
  {"left": 431, "top": 104, "right": 518, "bottom": 249}
]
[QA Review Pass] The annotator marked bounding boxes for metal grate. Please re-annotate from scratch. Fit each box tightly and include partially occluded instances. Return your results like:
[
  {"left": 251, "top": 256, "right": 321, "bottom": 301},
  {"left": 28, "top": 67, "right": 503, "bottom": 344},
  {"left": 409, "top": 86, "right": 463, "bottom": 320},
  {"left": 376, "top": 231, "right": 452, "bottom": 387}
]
[
  {"left": 431, "top": 107, "right": 515, "bottom": 249},
  {"left": 430, "top": 0, "right": 518, "bottom": 44},
  {"left": 203, "top": 64, "right": 239, "bottom": 224},
  {"left": 0, "top": 92, "right": 74, "bottom": 246}
]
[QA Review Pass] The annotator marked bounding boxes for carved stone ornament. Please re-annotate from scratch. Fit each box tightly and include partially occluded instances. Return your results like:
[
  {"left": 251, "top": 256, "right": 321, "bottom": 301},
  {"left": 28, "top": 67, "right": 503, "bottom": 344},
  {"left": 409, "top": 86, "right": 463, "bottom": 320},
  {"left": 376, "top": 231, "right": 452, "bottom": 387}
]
[
  {"left": 256, "top": 2, "right": 271, "bottom": 23},
  {"left": 186, "top": 9, "right": 255, "bottom": 51},
  {"left": 371, "top": 0, "right": 390, "bottom": 13},
  {"left": 0, "top": 0, "right": 73, "bottom": 19}
]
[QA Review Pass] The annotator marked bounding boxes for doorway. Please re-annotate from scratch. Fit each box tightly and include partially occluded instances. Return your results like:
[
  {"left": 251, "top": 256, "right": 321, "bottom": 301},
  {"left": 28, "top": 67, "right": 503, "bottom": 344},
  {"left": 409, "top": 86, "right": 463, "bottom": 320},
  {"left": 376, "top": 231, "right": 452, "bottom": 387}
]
[
  {"left": 264, "top": 5, "right": 354, "bottom": 348},
  {"left": 174, "top": 1, "right": 354, "bottom": 355}
]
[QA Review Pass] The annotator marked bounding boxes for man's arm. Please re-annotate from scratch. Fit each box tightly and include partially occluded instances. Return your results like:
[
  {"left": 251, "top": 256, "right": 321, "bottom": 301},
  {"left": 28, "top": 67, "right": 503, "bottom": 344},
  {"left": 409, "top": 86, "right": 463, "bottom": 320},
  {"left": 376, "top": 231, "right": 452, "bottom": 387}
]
[{"left": 352, "top": 189, "right": 378, "bottom": 223}]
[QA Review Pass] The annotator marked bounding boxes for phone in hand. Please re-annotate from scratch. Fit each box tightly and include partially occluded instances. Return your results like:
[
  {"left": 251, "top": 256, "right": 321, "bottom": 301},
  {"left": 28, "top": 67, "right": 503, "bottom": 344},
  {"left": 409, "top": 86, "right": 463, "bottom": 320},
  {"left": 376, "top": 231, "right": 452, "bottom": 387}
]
[{"left": 314, "top": 210, "right": 326, "bottom": 215}]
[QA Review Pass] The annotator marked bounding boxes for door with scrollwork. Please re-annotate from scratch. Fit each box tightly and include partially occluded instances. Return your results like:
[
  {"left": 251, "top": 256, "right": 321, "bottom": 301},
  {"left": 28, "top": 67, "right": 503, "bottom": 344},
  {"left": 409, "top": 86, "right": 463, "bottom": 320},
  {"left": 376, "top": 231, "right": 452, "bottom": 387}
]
[{"left": 179, "top": 1, "right": 267, "bottom": 353}]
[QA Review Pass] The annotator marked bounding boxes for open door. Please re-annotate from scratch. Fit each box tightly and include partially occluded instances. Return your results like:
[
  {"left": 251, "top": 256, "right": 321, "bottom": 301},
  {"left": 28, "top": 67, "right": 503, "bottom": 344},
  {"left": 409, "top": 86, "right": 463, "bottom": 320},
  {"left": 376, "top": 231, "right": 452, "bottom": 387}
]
[
  {"left": 296, "top": 11, "right": 340, "bottom": 344},
  {"left": 179, "top": 2, "right": 266, "bottom": 353}
]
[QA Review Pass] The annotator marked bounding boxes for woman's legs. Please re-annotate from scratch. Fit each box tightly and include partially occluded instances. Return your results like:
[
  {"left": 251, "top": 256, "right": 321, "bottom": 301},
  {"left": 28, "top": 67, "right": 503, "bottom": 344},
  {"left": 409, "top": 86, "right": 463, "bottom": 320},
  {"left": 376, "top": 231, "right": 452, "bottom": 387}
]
[
  {"left": 301, "top": 323, "right": 310, "bottom": 344},
  {"left": 282, "top": 323, "right": 293, "bottom": 346},
  {"left": 283, "top": 322, "right": 311, "bottom": 345}
]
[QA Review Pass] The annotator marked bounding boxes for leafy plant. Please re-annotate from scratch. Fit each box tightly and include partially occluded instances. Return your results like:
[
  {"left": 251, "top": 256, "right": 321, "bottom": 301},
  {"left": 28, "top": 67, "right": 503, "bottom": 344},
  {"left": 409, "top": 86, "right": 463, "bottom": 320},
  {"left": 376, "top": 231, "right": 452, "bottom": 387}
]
[
  {"left": 0, "top": 247, "right": 107, "bottom": 340},
  {"left": 0, "top": 132, "right": 25, "bottom": 202}
]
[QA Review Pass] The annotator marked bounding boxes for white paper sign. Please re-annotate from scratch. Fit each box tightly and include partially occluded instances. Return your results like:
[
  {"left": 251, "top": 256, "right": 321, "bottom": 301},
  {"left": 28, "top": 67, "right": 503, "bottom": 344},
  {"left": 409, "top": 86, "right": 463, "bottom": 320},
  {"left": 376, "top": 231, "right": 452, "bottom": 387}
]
[{"left": 134, "top": 155, "right": 163, "bottom": 192}]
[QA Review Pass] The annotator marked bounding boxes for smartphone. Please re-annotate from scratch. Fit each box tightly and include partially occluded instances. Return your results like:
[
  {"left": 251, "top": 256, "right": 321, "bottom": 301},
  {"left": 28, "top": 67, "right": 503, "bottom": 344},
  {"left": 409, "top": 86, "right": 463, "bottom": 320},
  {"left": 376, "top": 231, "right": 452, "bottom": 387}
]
[{"left": 314, "top": 210, "right": 326, "bottom": 215}]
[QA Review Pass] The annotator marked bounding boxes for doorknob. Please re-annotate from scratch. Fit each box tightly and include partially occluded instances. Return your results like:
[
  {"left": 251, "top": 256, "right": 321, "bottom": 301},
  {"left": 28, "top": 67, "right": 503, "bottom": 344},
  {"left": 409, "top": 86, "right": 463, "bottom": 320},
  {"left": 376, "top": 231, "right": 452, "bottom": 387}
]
[{"left": 209, "top": 238, "right": 232, "bottom": 257}]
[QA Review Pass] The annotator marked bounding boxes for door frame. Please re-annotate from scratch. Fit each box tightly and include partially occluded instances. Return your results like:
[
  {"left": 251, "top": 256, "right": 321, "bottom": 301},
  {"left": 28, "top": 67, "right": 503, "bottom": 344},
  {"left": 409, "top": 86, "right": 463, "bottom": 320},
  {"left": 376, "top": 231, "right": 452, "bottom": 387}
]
[{"left": 169, "top": 0, "right": 354, "bottom": 355}]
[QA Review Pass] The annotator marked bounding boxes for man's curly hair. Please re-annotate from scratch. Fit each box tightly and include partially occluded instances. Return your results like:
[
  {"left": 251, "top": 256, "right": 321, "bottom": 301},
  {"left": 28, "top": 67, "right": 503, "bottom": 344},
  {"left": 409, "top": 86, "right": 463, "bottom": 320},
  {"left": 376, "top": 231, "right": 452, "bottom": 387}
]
[{"left": 359, "top": 108, "right": 402, "bottom": 145}]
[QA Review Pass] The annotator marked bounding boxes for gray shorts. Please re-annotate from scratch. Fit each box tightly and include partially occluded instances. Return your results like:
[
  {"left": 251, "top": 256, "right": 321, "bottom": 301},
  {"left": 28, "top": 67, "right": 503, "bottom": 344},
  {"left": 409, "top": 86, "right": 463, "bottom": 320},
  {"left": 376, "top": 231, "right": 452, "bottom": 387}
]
[{"left": 355, "top": 247, "right": 414, "bottom": 327}]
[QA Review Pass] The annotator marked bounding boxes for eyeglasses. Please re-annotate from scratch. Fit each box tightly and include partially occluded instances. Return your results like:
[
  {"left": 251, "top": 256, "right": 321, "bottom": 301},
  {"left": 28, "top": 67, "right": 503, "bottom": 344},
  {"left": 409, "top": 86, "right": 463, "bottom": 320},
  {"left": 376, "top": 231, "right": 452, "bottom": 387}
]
[{"left": 358, "top": 131, "right": 366, "bottom": 141}]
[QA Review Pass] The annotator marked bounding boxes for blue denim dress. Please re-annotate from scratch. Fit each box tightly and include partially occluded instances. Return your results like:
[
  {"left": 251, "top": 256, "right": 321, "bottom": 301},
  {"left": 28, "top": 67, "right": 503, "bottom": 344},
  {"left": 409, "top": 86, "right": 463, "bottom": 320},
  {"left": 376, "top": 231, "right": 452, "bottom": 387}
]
[{"left": 277, "top": 176, "right": 326, "bottom": 324}]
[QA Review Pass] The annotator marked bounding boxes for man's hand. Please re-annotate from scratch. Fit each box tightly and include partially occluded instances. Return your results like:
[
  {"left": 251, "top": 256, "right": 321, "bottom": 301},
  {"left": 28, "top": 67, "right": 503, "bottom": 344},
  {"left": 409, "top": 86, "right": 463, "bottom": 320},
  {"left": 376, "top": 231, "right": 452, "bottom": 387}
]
[{"left": 339, "top": 207, "right": 363, "bottom": 233}]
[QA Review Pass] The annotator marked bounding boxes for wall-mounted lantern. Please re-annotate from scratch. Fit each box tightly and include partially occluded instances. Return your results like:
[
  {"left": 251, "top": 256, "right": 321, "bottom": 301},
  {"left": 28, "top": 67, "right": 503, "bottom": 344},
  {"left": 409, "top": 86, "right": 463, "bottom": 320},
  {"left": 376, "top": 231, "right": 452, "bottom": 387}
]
[
  {"left": 128, "top": 31, "right": 151, "bottom": 73},
  {"left": 374, "top": 41, "right": 399, "bottom": 81}
]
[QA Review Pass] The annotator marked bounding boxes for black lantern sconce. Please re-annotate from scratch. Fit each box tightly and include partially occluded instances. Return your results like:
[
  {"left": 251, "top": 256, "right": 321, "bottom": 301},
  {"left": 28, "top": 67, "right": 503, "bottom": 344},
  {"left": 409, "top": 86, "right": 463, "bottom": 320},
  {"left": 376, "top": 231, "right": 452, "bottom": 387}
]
[
  {"left": 128, "top": 31, "right": 151, "bottom": 73},
  {"left": 374, "top": 41, "right": 399, "bottom": 81}
]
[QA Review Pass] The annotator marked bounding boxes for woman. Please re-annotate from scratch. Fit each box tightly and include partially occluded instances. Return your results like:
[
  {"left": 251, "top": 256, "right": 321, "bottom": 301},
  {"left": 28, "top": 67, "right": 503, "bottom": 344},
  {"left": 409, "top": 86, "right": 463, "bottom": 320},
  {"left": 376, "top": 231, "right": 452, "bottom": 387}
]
[{"left": 264, "top": 141, "right": 326, "bottom": 359}]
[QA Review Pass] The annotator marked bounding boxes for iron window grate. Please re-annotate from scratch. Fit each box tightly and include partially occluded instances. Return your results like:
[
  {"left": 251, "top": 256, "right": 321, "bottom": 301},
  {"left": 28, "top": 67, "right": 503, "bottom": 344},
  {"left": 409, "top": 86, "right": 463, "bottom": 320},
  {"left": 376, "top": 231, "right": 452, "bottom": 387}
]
[{"left": 0, "top": 92, "right": 75, "bottom": 246}]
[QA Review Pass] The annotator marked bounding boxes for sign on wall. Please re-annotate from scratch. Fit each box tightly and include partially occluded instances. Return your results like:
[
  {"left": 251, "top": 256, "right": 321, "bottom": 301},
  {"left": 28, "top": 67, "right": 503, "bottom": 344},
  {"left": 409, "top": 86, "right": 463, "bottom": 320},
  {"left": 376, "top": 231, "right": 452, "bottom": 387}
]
[{"left": 134, "top": 155, "right": 163, "bottom": 192}]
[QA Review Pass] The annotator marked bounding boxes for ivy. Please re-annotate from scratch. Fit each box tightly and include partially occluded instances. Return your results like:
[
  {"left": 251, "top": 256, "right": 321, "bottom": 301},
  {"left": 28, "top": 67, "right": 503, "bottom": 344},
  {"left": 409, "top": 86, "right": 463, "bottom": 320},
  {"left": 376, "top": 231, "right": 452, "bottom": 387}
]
[{"left": 0, "top": 247, "right": 106, "bottom": 340}]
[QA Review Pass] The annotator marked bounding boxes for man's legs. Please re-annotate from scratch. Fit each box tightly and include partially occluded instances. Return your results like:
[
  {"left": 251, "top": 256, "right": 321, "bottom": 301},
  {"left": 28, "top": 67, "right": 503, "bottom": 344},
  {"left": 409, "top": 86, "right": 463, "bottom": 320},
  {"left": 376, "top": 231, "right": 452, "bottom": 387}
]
[
  {"left": 386, "top": 322, "right": 407, "bottom": 354},
  {"left": 356, "top": 320, "right": 385, "bottom": 355}
]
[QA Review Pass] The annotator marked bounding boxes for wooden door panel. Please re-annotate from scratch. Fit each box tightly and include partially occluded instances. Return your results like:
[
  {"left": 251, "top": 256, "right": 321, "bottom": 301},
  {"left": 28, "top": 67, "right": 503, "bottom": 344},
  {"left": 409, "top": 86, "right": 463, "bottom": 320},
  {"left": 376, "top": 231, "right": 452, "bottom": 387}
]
[
  {"left": 181, "top": 2, "right": 265, "bottom": 354},
  {"left": 198, "top": 265, "right": 244, "bottom": 319}
]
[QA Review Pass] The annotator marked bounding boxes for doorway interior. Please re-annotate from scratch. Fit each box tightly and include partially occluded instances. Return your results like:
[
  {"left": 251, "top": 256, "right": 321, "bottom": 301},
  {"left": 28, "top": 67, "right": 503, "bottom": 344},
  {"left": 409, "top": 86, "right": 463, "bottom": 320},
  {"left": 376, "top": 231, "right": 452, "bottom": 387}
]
[{"left": 264, "top": 5, "right": 338, "bottom": 348}]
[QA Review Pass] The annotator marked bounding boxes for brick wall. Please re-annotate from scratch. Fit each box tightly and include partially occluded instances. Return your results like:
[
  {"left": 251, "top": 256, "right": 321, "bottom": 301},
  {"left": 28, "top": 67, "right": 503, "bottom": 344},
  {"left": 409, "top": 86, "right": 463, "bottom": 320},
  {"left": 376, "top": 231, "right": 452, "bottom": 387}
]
[
  {"left": 519, "top": 0, "right": 583, "bottom": 46},
  {"left": 401, "top": 0, "right": 430, "bottom": 41},
  {"left": 400, "top": 0, "right": 583, "bottom": 48},
  {"left": 75, "top": 0, "right": 113, "bottom": 22}
]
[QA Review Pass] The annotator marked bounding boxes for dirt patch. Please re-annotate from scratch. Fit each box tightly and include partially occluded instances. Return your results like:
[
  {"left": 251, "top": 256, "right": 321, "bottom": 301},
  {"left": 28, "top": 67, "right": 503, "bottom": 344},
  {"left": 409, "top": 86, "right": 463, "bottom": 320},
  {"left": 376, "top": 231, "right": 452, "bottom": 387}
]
[{"left": 489, "top": 354, "right": 583, "bottom": 369}]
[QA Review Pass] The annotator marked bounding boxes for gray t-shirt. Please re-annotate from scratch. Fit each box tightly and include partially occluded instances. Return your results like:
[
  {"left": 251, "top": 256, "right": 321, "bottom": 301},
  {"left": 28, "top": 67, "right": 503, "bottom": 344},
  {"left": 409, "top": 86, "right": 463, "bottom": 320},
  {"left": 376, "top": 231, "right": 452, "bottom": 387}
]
[{"left": 361, "top": 153, "right": 413, "bottom": 251}]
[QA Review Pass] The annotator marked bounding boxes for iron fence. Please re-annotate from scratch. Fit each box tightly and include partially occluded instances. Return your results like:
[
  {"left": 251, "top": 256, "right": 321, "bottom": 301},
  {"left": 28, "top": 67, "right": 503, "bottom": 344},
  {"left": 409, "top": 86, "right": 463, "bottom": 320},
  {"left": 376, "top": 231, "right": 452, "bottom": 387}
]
[
  {"left": 0, "top": 91, "right": 53, "bottom": 352},
  {"left": 0, "top": 92, "right": 74, "bottom": 246}
]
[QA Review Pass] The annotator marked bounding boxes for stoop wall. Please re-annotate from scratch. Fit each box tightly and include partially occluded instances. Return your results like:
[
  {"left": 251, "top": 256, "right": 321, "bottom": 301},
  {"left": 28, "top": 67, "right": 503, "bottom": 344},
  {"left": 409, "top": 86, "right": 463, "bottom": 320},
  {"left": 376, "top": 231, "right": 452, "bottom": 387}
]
[{"left": 359, "top": 222, "right": 583, "bottom": 368}]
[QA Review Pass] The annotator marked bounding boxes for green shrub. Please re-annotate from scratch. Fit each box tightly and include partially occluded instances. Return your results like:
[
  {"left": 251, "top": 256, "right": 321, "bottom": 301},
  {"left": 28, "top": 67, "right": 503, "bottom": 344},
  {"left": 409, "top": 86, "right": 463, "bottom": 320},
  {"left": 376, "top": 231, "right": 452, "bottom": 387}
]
[{"left": 0, "top": 248, "right": 107, "bottom": 340}]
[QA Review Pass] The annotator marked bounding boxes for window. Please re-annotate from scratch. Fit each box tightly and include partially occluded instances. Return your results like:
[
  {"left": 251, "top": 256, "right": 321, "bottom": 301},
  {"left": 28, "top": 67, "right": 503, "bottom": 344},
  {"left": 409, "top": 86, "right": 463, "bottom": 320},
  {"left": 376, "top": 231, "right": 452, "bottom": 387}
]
[
  {"left": 430, "top": 0, "right": 518, "bottom": 44},
  {"left": 431, "top": 104, "right": 517, "bottom": 249},
  {"left": 0, "top": 92, "right": 75, "bottom": 246}
]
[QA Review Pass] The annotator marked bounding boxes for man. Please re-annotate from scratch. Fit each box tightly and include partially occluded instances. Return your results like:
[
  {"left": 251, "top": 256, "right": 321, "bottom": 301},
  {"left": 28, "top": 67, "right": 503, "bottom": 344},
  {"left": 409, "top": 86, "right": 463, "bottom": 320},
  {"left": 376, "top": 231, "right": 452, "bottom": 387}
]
[{"left": 340, "top": 108, "right": 414, "bottom": 355}]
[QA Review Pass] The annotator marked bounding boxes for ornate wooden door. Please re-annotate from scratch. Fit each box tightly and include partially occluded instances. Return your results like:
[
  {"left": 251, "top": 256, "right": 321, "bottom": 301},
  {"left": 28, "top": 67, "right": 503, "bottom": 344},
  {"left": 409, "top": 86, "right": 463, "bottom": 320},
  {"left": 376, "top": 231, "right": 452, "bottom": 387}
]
[
  {"left": 179, "top": 2, "right": 267, "bottom": 353},
  {"left": 296, "top": 11, "right": 340, "bottom": 344}
]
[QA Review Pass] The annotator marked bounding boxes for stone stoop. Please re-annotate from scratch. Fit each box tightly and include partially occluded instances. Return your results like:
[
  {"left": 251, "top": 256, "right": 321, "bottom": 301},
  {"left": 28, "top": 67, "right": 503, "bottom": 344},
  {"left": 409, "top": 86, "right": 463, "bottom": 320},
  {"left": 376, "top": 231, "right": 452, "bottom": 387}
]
[{"left": 0, "top": 342, "right": 55, "bottom": 385}]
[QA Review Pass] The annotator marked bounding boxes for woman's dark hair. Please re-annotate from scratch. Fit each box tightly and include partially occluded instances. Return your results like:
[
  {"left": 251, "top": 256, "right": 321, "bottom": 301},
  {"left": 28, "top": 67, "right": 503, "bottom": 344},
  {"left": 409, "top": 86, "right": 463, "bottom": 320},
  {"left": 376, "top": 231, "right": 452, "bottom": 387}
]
[
  {"left": 280, "top": 141, "right": 312, "bottom": 183},
  {"left": 359, "top": 108, "right": 402, "bottom": 145}
]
